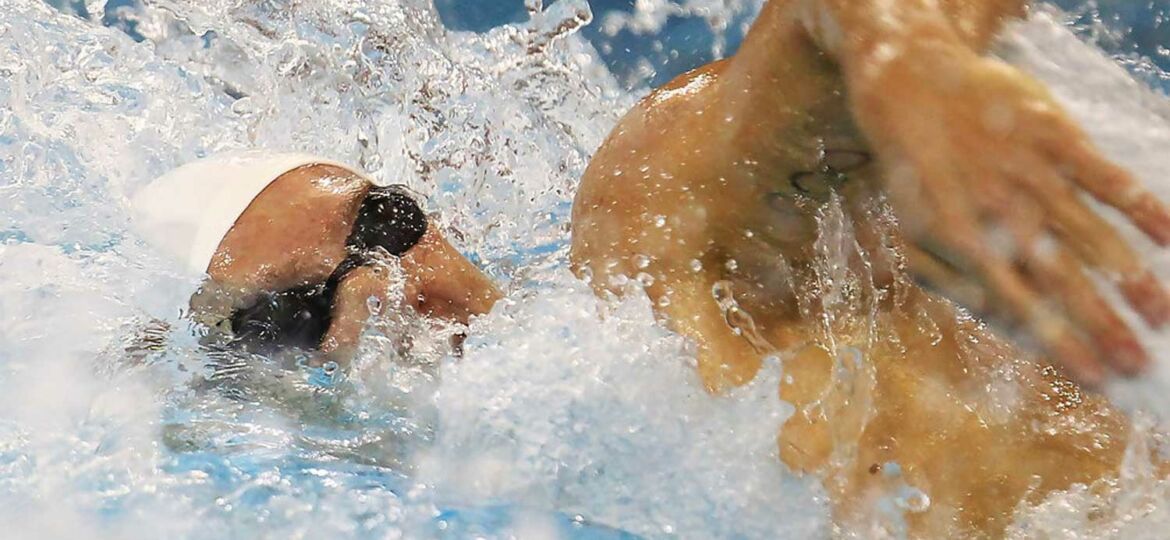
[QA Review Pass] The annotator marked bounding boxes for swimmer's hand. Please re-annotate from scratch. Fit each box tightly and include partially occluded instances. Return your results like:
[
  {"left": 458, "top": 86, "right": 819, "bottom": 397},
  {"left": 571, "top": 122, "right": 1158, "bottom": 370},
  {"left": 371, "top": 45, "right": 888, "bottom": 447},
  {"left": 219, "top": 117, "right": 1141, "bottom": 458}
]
[{"left": 848, "top": 39, "right": 1170, "bottom": 386}]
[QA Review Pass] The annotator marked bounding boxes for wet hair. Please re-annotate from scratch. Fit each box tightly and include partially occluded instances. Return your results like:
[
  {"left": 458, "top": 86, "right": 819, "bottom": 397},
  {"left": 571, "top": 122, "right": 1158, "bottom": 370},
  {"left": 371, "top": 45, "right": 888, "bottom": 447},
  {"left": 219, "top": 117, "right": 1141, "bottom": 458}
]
[
  {"left": 346, "top": 185, "right": 428, "bottom": 256},
  {"left": 228, "top": 185, "right": 428, "bottom": 354}
]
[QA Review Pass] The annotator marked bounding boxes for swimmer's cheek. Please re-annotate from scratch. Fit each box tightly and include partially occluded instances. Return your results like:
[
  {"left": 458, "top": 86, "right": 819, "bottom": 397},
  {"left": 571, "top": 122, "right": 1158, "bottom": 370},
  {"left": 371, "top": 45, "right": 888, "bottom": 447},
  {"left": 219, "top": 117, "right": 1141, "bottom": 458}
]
[{"left": 413, "top": 286, "right": 500, "bottom": 325}]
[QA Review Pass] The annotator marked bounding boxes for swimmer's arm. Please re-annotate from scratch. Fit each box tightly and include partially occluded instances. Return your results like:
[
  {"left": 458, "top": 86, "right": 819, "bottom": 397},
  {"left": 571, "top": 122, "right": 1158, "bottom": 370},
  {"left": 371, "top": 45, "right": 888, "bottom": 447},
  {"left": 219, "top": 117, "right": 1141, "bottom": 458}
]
[
  {"left": 798, "top": 0, "right": 1025, "bottom": 59},
  {"left": 717, "top": 0, "right": 1027, "bottom": 144},
  {"left": 659, "top": 276, "right": 768, "bottom": 394},
  {"left": 318, "top": 266, "right": 392, "bottom": 366},
  {"left": 794, "top": 0, "right": 1170, "bottom": 385}
]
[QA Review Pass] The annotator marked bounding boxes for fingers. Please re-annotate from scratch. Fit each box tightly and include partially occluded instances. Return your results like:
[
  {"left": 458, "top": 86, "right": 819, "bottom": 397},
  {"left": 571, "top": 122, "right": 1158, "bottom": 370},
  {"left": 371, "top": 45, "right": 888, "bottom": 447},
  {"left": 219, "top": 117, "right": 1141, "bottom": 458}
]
[
  {"left": 1003, "top": 159, "right": 1170, "bottom": 327},
  {"left": 968, "top": 161, "right": 1155, "bottom": 380},
  {"left": 960, "top": 108, "right": 1170, "bottom": 328},
  {"left": 1119, "top": 270, "right": 1170, "bottom": 327},
  {"left": 903, "top": 159, "right": 1116, "bottom": 385},
  {"left": 963, "top": 234, "right": 1109, "bottom": 385},
  {"left": 909, "top": 185, "right": 1148, "bottom": 383},
  {"left": 1042, "top": 126, "right": 1170, "bottom": 246},
  {"left": 942, "top": 224, "right": 1108, "bottom": 386},
  {"left": 905, "top": 241, "right": 988, "bottom": 313},
  {"left": 876, "top": 57, "right": 1168, "bottom": 385},
  {"left": 1015, "top": 234, "right": 1150, "bottom": 376}
]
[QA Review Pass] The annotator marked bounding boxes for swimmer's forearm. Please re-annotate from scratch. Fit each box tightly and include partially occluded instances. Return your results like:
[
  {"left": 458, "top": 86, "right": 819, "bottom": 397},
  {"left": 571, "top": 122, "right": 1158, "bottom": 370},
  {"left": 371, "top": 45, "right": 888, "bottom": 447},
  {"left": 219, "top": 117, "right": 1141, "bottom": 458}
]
[
  {"left": 719, "top": 0, "right": 1028, "bottom": 126},
  {"left": 801, "top": 0, "right": 958, "bottom": 74},
  {"left": 799, "top": 0, "right": 1026, "bottom": 63},
  {"left": 716, "top": 0, "right": 843, "bottom": 150}
]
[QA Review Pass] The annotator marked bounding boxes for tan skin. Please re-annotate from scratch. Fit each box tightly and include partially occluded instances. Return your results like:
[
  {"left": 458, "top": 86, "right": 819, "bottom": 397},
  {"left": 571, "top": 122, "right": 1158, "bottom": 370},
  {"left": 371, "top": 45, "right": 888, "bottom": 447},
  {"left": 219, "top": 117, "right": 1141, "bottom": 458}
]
[
  {"left": 178, "top": 1, "right": 1170, "bottom": 535},
  {"left": 188, "top": 163, "right": 502, "bottom": 365},
  {"left": 571, "top": 0, "right": 1170, "bottom": 536}
]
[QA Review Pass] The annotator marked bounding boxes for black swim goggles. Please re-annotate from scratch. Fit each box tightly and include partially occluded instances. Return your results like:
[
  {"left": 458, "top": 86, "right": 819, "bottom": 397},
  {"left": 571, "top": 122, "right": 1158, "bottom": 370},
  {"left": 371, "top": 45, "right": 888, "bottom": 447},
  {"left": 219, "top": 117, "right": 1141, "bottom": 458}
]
[{"left": 345, "top": 184, "right": 429, "bottom": 257}]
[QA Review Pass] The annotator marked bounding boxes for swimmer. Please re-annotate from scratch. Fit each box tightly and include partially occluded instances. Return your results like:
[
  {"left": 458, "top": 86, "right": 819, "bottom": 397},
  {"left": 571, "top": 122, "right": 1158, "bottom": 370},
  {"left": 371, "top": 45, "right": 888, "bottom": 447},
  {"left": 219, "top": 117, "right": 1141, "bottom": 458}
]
[
  {"left": 570, "top": 0, "right": 1170, "bottom": 536},
  {"left": 130, "top": 1, "right": 1170, "bottom": 536},
  {"left": 131, "top": 151, "right": 500, "bottom": 365}
]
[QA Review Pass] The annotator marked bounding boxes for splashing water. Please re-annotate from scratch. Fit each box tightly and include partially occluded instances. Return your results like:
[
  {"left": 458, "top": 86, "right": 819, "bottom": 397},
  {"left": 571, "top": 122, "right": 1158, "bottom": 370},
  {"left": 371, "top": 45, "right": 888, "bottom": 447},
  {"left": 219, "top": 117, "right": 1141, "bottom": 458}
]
[{"left": 4, "top": 0, "right": 1170, "bottom": 538}]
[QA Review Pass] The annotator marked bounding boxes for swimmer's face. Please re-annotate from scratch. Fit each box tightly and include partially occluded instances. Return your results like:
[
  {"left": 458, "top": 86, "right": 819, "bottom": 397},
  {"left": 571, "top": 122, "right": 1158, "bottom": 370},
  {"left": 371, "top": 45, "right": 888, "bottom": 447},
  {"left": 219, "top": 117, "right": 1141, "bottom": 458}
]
[
  {"left": 358, "top": 186, "right": 502, "bottom": 323},
  {"left": 397, "top": 223, "right": 503, "bottom": 324}
]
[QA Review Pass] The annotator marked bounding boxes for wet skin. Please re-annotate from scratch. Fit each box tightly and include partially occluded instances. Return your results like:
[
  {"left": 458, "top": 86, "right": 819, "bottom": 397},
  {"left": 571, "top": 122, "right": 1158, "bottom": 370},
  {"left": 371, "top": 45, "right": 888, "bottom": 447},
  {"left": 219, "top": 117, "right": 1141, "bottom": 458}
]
[
  {"left": 177, "top": 0, "right": 1170, "bottom": 535},
  {"left": 572, "top": 0, "right": 1168, "bottom": 536},
  {"left": 188, "top": 163, "right": 502, "bottom": 365}
]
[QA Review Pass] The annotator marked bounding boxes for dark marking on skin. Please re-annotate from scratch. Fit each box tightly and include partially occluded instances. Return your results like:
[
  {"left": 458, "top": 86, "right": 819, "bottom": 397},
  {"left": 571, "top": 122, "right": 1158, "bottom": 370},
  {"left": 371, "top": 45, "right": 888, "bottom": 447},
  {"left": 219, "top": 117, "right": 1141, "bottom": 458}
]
[{"left": 772, "top": 148, "right": 873, "bottom": 204}]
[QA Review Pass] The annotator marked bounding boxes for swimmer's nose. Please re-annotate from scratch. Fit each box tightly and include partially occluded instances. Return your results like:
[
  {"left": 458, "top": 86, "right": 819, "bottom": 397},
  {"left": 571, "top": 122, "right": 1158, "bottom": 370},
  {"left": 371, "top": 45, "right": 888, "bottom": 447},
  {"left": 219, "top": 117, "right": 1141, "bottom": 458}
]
[{"left": 398, "top": 223, "right": 502, "bottom": 324}]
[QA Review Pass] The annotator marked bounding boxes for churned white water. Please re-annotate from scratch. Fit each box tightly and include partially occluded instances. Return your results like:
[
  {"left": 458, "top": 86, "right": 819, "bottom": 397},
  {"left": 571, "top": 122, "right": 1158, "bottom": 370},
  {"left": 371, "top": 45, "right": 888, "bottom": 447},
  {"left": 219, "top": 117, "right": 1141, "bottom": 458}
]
[{"left": 1, "top": 0, "right": 1170, "bottom": 538}]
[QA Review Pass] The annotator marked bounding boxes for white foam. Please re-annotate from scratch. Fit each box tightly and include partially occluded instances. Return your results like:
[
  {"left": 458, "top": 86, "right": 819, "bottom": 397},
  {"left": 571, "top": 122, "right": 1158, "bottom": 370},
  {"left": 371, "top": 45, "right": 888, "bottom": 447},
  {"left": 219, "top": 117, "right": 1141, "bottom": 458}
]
[{"left": 3, "top": 0, "right": 1170, "bottom": 537}]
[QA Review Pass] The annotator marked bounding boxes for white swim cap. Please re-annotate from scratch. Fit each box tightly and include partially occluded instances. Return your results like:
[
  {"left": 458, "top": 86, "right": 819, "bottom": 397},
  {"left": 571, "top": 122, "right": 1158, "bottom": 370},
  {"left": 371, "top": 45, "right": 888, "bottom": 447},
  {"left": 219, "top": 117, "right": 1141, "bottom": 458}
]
[{"left": 130, "top": 150, "right": 352, "bottom": 274}]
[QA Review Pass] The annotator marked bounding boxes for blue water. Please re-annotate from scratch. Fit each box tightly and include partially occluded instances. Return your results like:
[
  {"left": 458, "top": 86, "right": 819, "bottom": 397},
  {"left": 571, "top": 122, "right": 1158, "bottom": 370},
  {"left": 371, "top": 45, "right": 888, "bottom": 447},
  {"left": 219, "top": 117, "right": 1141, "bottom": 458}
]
[
  {"left": 5, "top": 1, "right": 1170, "bottom": 539},
  {"left": 49, "top": 0, "right": 1170, "bottom": 92}
]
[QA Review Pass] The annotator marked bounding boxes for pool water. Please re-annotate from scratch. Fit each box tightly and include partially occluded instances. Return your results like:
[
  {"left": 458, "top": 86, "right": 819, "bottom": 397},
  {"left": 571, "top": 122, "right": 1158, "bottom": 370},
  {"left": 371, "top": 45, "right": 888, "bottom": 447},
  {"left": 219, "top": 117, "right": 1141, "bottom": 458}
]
[{"left": 2, "top": 0, "right": 1170, "bottom": 538}]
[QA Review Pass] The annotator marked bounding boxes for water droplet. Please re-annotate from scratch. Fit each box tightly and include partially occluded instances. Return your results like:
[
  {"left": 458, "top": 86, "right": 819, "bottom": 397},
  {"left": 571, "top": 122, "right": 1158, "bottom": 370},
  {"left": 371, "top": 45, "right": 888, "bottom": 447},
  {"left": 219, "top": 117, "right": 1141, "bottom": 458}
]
[
  {"left": 636, "top": 272, "right": 654, "bottom": 287},
  {"left": 711, "top": 280, "right": 774, "bottom": 352},
  {"left": 689, "top": 259, "right": 703, "bottom": 272},
  {"left": 725, "top": 259, "right": 738, "bottom": 271},
  {"left": 711, "top": 280, "right": 733, "bottom": 303},
  {"left": 654, "top": 215, "right": 667, "bottom": 228},
  {"left": 633, "top": 254, "right": 650, "bottom": 269},
  {"left": 896, "top": 487, "right": 931, "bottom": 513}
]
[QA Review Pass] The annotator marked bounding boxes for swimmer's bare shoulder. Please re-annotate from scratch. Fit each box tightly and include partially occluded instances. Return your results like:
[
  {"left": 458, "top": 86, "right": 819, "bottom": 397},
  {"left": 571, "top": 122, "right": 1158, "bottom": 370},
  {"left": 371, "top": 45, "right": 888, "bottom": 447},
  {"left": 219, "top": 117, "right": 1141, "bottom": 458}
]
[
  {"left": 580, "top": 0, "right": 1170, "bottom": 384},
  {"left": 572, "top": 3, "right": 862, "bottom": 374},
  {"left": 571, "top": 0, "right": 1168, "bottom": 536}
]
